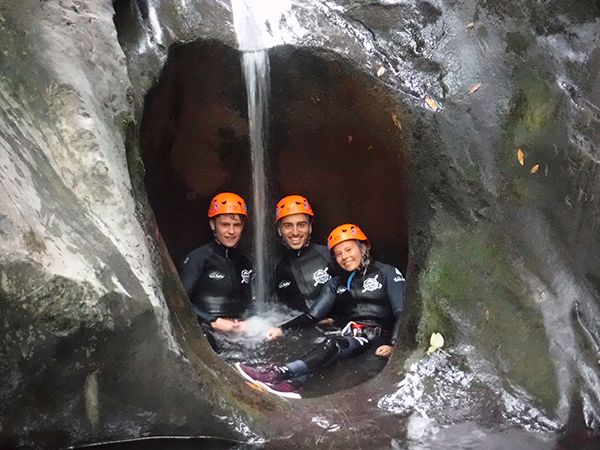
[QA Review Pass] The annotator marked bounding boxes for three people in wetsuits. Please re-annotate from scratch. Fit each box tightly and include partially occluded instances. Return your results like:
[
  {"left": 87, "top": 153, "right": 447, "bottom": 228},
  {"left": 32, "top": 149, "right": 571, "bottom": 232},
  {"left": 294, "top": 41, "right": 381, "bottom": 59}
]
[
  {"left": 179, "top": 192, "right": 253, "bottom": 349},
  {"left": 236, "top": 223, "right": 405, "bottom": 399},
  {"left": 179, "top": 192, "right": 405, "bottom": 398}
]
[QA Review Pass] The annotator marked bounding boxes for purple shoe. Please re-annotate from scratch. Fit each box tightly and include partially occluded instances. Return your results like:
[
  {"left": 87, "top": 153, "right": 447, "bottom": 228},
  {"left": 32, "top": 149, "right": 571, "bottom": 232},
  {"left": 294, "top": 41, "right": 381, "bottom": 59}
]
[
  {"left": 235, "top": 363, "right": 301, "bottom": 399},
  {"left": 262, "top": 380, "right": 302, "bottom": 399},
  {"left": 235, "top": 362, "right": 283, "bottom": 383}
]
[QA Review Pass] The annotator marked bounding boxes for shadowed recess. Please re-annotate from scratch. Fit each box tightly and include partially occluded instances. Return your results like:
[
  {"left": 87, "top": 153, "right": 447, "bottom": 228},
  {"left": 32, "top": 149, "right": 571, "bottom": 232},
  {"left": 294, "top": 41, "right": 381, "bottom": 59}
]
[{"left": 140, "top": 40, "right": 409, "bottom": 271}]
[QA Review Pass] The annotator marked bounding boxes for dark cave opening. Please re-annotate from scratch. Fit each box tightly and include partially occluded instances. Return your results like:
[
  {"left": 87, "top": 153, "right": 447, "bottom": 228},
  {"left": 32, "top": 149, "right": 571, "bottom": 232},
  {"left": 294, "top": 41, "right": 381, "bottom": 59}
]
[
  {"left": 137, "top": 38, "right": 412, "bottom": 396},
  {"left": 139, "top": 40, "right": 409, "bottom": 273}
]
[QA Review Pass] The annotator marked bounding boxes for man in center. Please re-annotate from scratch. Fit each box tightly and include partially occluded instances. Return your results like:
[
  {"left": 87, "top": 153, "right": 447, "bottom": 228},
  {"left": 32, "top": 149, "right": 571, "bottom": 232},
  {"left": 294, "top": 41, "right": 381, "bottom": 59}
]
[{"left": 274, "top": 195, "right": 336, "bottom": 313}]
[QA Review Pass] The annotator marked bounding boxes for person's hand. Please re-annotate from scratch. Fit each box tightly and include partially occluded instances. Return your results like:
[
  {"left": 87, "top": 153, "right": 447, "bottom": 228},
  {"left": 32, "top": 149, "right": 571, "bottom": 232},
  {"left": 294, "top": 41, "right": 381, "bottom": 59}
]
[
  {"left": 265, "top": 327, "right": 283, "bottom": 341},
  {"left": 316, "top": 318, "right": 335, "bottom": 327},
  {"left": 235, "top": 319, "right": 247, "bottom": 332},
  {"left": 211, "top": 318, "right": 240, "bottom": 333},
  {"left": 375, "top": 344, "right": 394, "bottom": 357}
]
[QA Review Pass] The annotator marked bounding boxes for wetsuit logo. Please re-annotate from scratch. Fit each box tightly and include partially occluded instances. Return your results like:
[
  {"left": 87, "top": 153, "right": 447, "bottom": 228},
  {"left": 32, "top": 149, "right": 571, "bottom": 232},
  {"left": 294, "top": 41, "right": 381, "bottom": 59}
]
[
  {"left": 241, "top": 269, "right": 253, "bottom": 284},
  {"left": 362, "top": 275, "right": 382, "bottom": 293},
  {"left": 278, "top": 280, "right": 291, "bottom": 289},
  {"left": 313, "top": 267, "right": 331, "bottom": 286},
  {"left": 209, "top": 271, "right": 225, "bottom": 279},
  {"left": 393, "top": 268, "right": 405, "bottom": 282},
  {"left": 336, "top": 286, "right": 347, "bottom": 294}
]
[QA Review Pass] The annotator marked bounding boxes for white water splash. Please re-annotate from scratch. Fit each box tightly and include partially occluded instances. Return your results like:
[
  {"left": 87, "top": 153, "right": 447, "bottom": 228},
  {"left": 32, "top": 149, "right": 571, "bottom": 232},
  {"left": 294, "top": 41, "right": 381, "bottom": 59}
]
[
  {"left": 219, "top": 309, "right": 293, "bottom": 346},
  {"left": 147, "top": 0, "right": 164, "bottom": 46},
  {"left": 231, "top": 0, "right": 297, "bottom": 51},
  {"left": 379, "top": 349, "right": 558, "bottom": 432}
]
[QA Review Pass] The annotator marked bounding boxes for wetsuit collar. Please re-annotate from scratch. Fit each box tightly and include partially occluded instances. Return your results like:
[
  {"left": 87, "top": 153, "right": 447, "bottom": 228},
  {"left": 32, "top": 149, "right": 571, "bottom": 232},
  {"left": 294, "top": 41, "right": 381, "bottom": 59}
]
[
  {"left": 346, "top": 270, "right": 356, "bottom": 290},
  {"left": 283, "top": 241, "right": 312, "bottom": 257},
  {"left": 210, "top": 239, "right": 236, "bottom": 258},
  {"left": 345, "top": 261, "right": 371, "bottom": 289}
]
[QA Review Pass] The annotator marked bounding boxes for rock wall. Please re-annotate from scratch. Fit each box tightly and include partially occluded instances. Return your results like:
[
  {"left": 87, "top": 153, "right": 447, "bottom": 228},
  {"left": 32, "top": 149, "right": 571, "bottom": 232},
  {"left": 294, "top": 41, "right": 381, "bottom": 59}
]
[{"left": 1, "top": 0, "right": 600, "bottom": 448}]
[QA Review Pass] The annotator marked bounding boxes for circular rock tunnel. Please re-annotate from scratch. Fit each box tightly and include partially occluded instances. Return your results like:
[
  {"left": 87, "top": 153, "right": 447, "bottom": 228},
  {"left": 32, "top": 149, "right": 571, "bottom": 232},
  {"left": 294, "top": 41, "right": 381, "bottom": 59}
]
[{"left": 140, "top": 40, "right": 409, "bottom": 273}]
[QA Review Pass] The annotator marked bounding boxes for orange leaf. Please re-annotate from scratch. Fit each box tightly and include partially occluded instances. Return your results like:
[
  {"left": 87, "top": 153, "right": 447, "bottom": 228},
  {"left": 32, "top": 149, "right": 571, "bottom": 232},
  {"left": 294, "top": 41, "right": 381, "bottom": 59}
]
[
  {"left": 425, "top": 97, "right": 439, "bottom": 111},
  {"left": 376, "top": 66, "right": 386, "bottom": 77},
  {"left": 530, "top": 164, "right": 540, "bottom": 174},
  {"left": 468, "top": 82, "right": 482, "bottom": 94},
  {"left": 245, "top": 381, "right": 268, "bottom": 393},
  {"left": 517, "top": 148, "right": 525, "bottom": 166},
  {"left": 391, "top": 113, "right": 403, "bottom": 130}
]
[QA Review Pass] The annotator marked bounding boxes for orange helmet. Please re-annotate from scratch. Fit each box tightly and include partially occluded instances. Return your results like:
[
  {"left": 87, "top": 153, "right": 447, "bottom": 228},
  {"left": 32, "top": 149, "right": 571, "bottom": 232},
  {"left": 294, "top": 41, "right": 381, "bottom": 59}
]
[
  {"left": 327, "top": 223, "right": 368, "bottom": 250},
  {"left": 208, "top": 192, "right": 248, "bottom": 218},
  {"left": 275, "top": 195, "right": 315, "bottom": 222}
]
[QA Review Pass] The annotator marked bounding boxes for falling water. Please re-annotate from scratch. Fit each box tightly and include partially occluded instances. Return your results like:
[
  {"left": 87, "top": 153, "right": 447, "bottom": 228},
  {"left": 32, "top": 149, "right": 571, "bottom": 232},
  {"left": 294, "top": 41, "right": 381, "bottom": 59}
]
[
  {"left": 231, "top": 0, "right": 290, "bottom": 310},
  {"left": 243, "top": 50, "right": 272, "bottom": 310}
]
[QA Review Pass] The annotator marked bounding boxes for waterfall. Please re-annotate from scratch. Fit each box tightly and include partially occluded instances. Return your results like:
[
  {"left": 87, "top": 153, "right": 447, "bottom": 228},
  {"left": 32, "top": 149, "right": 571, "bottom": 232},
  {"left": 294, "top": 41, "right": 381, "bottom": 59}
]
[
  {"left": 243, "top": 50, "right": 273, "bottom": 310},
  {"left": 231, "top": 0, "right": 291, "bottom": 310}
]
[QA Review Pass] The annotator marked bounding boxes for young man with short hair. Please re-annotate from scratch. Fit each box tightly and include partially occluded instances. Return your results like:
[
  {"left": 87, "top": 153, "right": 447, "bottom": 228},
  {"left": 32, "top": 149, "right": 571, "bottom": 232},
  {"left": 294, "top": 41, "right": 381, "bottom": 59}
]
[
  {"left": 274, "top": 195, "right": 336, "bottom": 313},
  {"left": 180, "top": 192, "right": 253, "bottom": 349}
]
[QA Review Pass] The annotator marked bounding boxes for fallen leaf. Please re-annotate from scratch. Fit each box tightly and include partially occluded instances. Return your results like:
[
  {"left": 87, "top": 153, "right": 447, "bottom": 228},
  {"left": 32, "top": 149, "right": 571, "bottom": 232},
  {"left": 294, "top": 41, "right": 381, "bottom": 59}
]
[
  {"left": 245, "top": 381, "right": 267, "bottom": 393},
  {"left": 348, "top": 134, "right": 353, "bottom": 143},
  {"left": 427, "top": 332, "right": 445, "bottom": 354},
  {"left": 517, "top": 148, "right": 525, "bottom": 166},
  {"left": 425, "top": 97, "right": 439, "bottom": 111},
  {"left": 468, "top": 82, "right": 482, "bottom": 94},
  {"left": 391, "top": 113, "right": 403, "bottom": 130},
  {"left": 530, "top": 164, "right": 540, "bottom": 174},
  {"left": 430, "top": 332, "right": 444, "bottom": 348},
  {"left": 376, "top": 66, "right": 386, "bottom": 77},
  {"left": 465, "top": 22, "right": 475, "bottom": 31}
]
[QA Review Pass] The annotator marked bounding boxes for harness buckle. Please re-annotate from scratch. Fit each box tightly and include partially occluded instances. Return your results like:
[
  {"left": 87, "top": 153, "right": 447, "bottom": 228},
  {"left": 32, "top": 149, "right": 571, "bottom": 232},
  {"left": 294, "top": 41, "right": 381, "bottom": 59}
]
[{"left": 341, "top": 321, "right": 384, "bottom": 340}]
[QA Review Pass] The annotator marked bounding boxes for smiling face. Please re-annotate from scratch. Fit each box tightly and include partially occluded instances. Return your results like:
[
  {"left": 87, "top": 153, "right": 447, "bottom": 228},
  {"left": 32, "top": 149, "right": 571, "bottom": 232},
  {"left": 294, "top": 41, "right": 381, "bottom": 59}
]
[
  {"left": 333, "top": 239, "right": 364, "bottom": 272},
  {"left": 277, "top": 213, "right": 312, "bottom": 250},
  {"left": 210, "top": 214, "right": 245, "bottom": 248}
]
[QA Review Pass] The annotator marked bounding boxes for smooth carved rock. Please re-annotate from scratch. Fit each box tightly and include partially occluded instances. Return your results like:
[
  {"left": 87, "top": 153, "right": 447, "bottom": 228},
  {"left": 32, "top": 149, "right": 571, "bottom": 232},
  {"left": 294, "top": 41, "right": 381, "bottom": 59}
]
[{"left": 2, "top": 0, "right": 600, "bottom": 448}]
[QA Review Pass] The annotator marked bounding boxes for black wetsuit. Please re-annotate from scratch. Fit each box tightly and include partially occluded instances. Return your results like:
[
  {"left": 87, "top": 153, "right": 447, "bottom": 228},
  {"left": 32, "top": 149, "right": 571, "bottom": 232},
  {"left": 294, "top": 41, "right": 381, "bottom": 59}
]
[
  {"left": 179, "top": 240, "right": 253, "bottom": 349},
  {"left": 280, "top": 261, "right": 405, "bottom": 377},
  {"left": 275, "top": 243, "right": 336, "bottom": 312}
]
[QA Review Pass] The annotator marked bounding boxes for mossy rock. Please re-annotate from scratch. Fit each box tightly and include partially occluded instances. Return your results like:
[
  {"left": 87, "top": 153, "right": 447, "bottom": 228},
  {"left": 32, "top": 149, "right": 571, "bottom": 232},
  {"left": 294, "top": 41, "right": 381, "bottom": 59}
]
[{"left": 417, "top": 212, "right": 558, "bottom": 412}]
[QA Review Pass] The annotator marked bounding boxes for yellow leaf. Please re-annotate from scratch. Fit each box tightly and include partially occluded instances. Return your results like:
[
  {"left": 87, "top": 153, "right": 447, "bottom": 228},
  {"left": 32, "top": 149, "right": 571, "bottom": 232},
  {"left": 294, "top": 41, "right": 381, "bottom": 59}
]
[
  {"left": 468, "top": 82, "right": 482, "bottom": 94},
  {"left": 430, "top": 332, "right": 444, "bottom": 348},
  {"left": 348, "top": 134, "right": 353, "bottom": 143},
  {"left": 376, "top": 66, "right": 386, "bottom": 77},
  {"left": 530, "top": 164, "right": 540, "bottom": 174},
  {"left": 245, "top": 381, "right": 268, "bottom": 393},
  {"left": 391, "top": 113, "right": 403, "bottom": 130},
  {"left": 517, "top": 148, "right": 525, "bottom": 166},
  {"left": 465, "top": 22, "right": 475, "bottom": 31},
  {"left": 425, "top": 97, "right": 439, "bottom": 111}
]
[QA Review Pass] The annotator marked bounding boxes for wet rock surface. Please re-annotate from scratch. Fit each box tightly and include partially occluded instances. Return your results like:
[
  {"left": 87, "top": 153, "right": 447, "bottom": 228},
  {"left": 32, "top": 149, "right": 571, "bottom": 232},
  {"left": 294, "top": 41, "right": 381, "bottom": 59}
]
[{"left": 1, "top": 0, "right": 600, "bottom": 448}]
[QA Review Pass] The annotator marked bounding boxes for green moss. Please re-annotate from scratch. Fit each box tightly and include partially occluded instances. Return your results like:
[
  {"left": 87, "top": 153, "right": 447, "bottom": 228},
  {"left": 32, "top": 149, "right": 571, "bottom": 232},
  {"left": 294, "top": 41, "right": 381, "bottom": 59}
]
[
  {"left": 417, "top": 213, "right": 558, "bottom": 412},
  {"left": 505, "top": 71, "right": 559, "bottom": 147},
  {"left": 507, "top": 177, "right": 528, "bottom": 203},
  {"left": 118, "top": 112, "right": 145, "bottom": 185}
]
